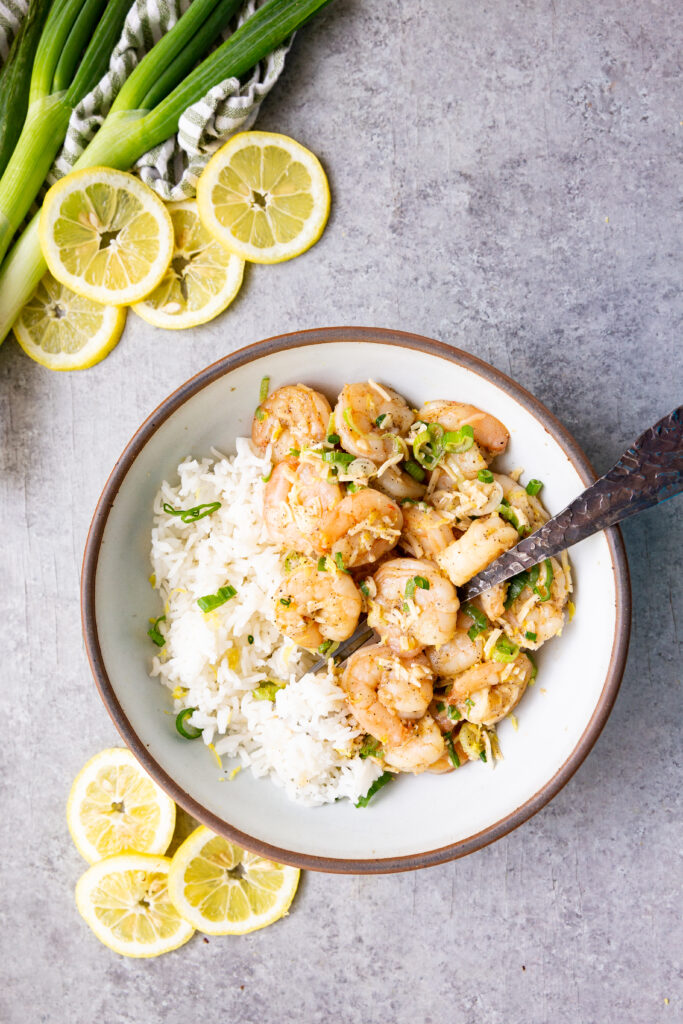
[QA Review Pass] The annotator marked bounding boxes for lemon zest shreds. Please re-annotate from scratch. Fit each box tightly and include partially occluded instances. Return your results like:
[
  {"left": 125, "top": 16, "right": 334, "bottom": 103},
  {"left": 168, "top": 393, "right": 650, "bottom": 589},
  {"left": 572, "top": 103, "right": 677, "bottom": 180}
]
[{"left": 207, "top": 743, "right": 222, "bottom": 768}]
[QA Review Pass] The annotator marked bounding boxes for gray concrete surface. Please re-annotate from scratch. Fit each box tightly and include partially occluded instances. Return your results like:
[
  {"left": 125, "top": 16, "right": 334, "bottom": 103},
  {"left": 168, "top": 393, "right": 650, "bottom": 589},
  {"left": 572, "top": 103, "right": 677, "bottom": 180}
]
[{"left": 1, "top": 1, "right": 681, "bottom": 1021}]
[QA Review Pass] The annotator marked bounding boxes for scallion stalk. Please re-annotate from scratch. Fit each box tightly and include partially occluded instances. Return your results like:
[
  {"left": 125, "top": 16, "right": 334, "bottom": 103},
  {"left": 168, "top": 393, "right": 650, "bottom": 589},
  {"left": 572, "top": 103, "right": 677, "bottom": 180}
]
[
  {"left": 0, "top": 0, "right": 333, "bottom": 346},
  {"left": 0, "top": 0, "right": 53, "bottom": 178}
]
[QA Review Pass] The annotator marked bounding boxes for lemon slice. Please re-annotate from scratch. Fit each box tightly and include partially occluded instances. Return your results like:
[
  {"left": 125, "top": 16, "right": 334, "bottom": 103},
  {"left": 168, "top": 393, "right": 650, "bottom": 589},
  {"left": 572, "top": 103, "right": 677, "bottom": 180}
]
[
  {"left": 67, "top": 748, "right": 176, "bottom": 864},
  {"left": 40, "top": 167, "right": 174, "bottom": 305},
  {"left": 197, "top": 131, "right": 330, "bottom": 264},
  {"left": 75, "top": 853, "right": 194, "bottom": 957},
  {"left": 131, "top": 199, "right": 244, "bottom": 329},
  {"left": 168, "top": 825, "right": 300, "bottom": 934},
  {"left": 13, "top": 270, "right": 126, "bottom": 370}
]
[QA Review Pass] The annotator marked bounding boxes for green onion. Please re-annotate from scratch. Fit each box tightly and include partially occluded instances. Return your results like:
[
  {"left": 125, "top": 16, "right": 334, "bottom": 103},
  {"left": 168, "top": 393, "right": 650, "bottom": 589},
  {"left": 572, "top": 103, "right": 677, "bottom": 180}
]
[
  {"left": 462, "top": 602, "right": 488, "bottom": 641},
  {"left": 533, "top": 559, "right": 554, "bottom": 602},
  {"left": 346, "top": 482, "right": 363, "bottom": 493},
  {"left": 343, "top": 407, "right": 360, "bottom": 433},
  {"left": 404, "top": 460, "right": 426, "bottom": 482},
  {"left": 147, "top": 615, "right": 166, "bottom": 647},
  {"left": 447, "top": 705, "right": 462, "bottom": 721},
  {"left": 355, "top": 771, "right": 393, "bottom": 807},
  {"left": 498, "top": 501, "right": 529, "bottom": 536},
  {"left": 334, "top": 552, "right": 349, "bottom": 573},
  {"left": 163, "top": 501, "right": 221, "bottom": 523},
  {"left": 359, "top": 580, "right": 370, "bottom": 597},
  {"left": 317, "top": 556, "right": 327, "bottom": 571},
  {"left": 504, "top": 565, "right": 540, "bottom": 608},
  {"left": 526, "top": 479, "right": 543, "bottom": 496},
  {"left": 404, "top": 575, "right": 430, "bottom": 602},
  {"left": 252, "top": 680, "right": 284, "bottom": 702},
  {"left": 443, "top": 424, "right": 474, "bottom": 454},
  {"left": 477, "top": 469, "right": 494, "bottom": 483},
  {"left": 412, "top": 422, "right": 445, "bottom": 469},
  {"left": 254, "top": 407, "right": 266, "bottom": 421},
  {"left": 491, "top": 635, "right": 520, "bottom": 663},
  {"left": 197, "top": 585, "right": 237, "bottom": 613},
  {"left": 318, "top": 639, "right": 334, "bottom": 656},
  {"left": 527, "top": 654, "right": 538, "bottom": 680},
  {"left": 261, "top": 468, "right": 273, "bottom": 483},
  {"left": 259, "top": 375, "right": 270, "bottom": 403},
  {"left": 479, "top": 750, "right": 487, "bottom": 763},
  {"left": 444, "top": 733, "right": 461, "bottom": 768},
  {"left": 525, "top": 630, "right": 537, "bottom": 641},
  {"left": 0, "top": 0, "right": 52, "bottom": 178},
  {"left": 322, "top": 450, "right": 355, "bottom": 467},
  {"left": 247, "top": 635, "right": 254, "bottom": 645},
  {"left": 359, "top": 736, "right": 384, "bottom": 760},
  {"left": 288, "top": 448, "right": 300, "bottom": 457},
  {"left": 284, "top": 552, "right": 303, "bottom": 572},
  {"left": 0, "top": 0, "right": 333, "bottom": 346},
  {"left": 327, "top": 432, "right": 340, "bottom": 445},
  {"left": 176, "top": 707, "right": 202, "bottom": 739},
  {"left": 436, "top": 701, "right": 446, "bottom": 712},
  {"left": 374, "top": 413, "right": 387, "bottom": 427},
  {"left": 279, "top": 597, "right": 291, "bottom": 606},
  {"left": 465, "top": 698, "right": 474, "bottom": 710}
]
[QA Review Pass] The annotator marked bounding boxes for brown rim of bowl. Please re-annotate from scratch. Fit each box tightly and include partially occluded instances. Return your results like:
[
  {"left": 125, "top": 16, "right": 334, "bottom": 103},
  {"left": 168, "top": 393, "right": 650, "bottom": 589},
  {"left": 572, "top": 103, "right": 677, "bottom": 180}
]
[{"left": 81, "top": 326, "right": 631, "bottom": 874}]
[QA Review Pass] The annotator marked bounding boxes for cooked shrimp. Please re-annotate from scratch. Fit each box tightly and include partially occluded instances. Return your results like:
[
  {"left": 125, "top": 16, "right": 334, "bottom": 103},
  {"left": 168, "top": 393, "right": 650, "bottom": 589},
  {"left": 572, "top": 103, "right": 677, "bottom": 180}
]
[
  {"left": 252, "top": 384, "right": 331, "bottom": 462},
  {"left": 436, "top": 513, "right": 519, "bottom": 587},
  {"left": 503, "top": 556, "right": 570, "bottom": 648},
  {"left": 335, "top": 381, "right": 414, "bottom": 462},
  {"left": 426, "top": 610, "right": 485, "bottom": 676},
  {"left": 418, "top": 400, "right": 509, "bottom": 455},
  {"left": 383, "top": 714, "right": 445, "bottom": 773},
  {"left": 373, "top": 462, "right": 426, "bottom": 502},
  {"left": 321, "top": 489, "right": 403, "bottom": 568},
  {"left": 273, "top": 561, "right": 361, "bottom": 650},
  {"left": 264, "top": 456, "right": 341, "bottom": 555},
  {"left": 341, "top": 645, "right": 434, "bottom": 745},
  {"left": 400, "top": 502, "right": 456, "bottom": 559},
  {"left": 368, "top": 557, "right": 459, "bottom": 656},
  {"left": 474, "top": 583, "right": 507, "bottom": 621},
  {"left": 437, "top": 653, "right": 534, "bottom": 726}
]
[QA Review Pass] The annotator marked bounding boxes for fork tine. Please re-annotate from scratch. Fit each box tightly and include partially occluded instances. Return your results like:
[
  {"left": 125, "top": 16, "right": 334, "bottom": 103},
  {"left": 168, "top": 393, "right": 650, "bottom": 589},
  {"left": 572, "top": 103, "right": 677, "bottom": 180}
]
[{"left": 307, "top": 620, "right": 375, "bottom": 675}]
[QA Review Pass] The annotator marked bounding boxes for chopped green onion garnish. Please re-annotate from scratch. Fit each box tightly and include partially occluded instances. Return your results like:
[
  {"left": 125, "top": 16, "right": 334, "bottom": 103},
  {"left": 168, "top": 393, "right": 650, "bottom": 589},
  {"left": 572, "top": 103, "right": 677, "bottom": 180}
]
[
  {"left": 284, "top": 552, "right": 303, "bottom": 572},
  {"left": 526, "top": 478, "right": 543, "bottom": 496},
  {"left": 317, "top": 556, "right": 327, "bottom": 571},
  {"left": 254, "top": 407, "right": 266, "bottom": 421},
  {"left": 465, "top": 698, "right": 474, "bottom": 710},
  {"left": 443, "top": 424, "right": 474, "bottom": 454},
  {"left": 478, "top": 469, "right": 494, "bottom": 483},
  {"left": 527, "top": 654, "right": 538, "bottom": 680},
  {"left": 163, "top": 501, "right": 221, "bottom": 523},
  {"left": 504, "top": 565, "right": 540, "bottom": 609},
  {"left": 479, "top": 750, "right": 487, "bottom": 763},
  {"left": 498, "top": 501, "right": 529, "bottom": 536},
  {"left": 253, "top": 680, "right": 285, "bottom": 702},
  {"left": 248, "top": 635, "right": 254, "bottom": 645},
  {"left": 346, "top": 482, "right": 363, "bottom": 493},
  {"left": 533, "top": 558, "right": 554, "bottom": 602},
  {"left": 288, "top": 448, "right": 300, "bottom": 457},
  {"left": 436, "top": 701, "right": 446, "bottom": 713},
  {"left": 355, "top": 771, "right": 394, "bottom": 807},
  {"left": 404, "top": 575, "right": 430, "bottom": 601},
  {"left": 404, "top": 460, "right": 426, "bottom": 482},
  {"left": 525, "top": 630, "right": 537, "bottom": 641},
  {"left": 374, "top": 413, "right": 387, "bottom": 427},
  {"left": 412, "top": 422, "right": 445, "bottom": 470},
  {"left": 359, "top": 736, "right": 384, "bottom": 760},
  {"left": 343, "top": 407, "right": 360, "bottom": 434},
  {"left": 447, "top": 705, "right": 462, "bottom": 721},
  {"left": 197, "top": 585, "right": 237, "bottom": 613},
  {"left": 327, "top": 432, "right": 341, "bottom": 445},
  {"left": 322, "top": 450, "right": 355, "bottom": 467},
  {"left": 259, "top": 376, "right": 270, "bottom": 403},
  {"left": 491, "top": 635, "right": 520, "bottom": 663},
  {"left": 463, "top": 602, "right": 488, "bottom": 641},
  {"left": 147, "top": 615, "right": 166, "bottom": 647},
  {"left": 445, "top": 733, "right": 461, "bottom": 768},
  {"left": 334, "top": 552, "right": 349, "bottom": 573},
  {"left": 261, "top": 468, "right": 273, "bottom": 483},
  {"left": 360, "top": 580, "right": 370, "bottom": 597},
  {"left": 279, "top": 597, "right": 291, "bottom": 606},
  {"left": 176, "top": 707, "right": 202, "bottom": 740},
  {"left": 318, "top": 639, "right": 334, "bottom": 655}
]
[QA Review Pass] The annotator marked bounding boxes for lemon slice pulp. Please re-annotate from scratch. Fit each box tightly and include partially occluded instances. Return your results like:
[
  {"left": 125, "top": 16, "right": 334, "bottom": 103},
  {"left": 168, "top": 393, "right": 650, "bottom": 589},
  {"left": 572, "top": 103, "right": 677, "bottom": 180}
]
[
  {"left": 197, "top": 131, "right": 330, "bottom": 264},
  {"left": 13, "top": 270, "right": 126, "bottom": 370},
  {"left": 67, "top": 748, "right": 176, "bottom": 864},
  {"left": 75, "top": 853, "right": 194, "bottom": 957},
  {"left": 131, "top": 199, "right": 244, "bottom": 329},
  {"left": 40, "top": 167, "right": 174, "bottom": 305},
  {"left": 168, "top": 825, "right": 300, "bottom": 934}
]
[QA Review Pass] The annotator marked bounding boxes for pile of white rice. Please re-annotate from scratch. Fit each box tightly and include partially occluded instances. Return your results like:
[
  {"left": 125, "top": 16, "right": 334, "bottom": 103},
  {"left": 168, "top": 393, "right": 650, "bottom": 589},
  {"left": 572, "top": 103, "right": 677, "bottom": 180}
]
[{"left": 149, "top": 438, "right": 382, "bottom": 806}]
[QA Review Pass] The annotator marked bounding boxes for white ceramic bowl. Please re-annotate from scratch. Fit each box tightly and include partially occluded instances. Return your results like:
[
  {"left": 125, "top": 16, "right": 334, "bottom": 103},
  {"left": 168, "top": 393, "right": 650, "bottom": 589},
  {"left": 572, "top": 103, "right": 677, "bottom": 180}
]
[{"left": 82, "top": 328, "right": 630, "bottom": 872}]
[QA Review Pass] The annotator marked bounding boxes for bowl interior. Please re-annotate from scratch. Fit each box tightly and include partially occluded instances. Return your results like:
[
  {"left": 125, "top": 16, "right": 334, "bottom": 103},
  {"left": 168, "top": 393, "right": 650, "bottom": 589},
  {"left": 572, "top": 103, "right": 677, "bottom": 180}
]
[{"left": 88, "top": 334, "right": 625, "bottom": 869}]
